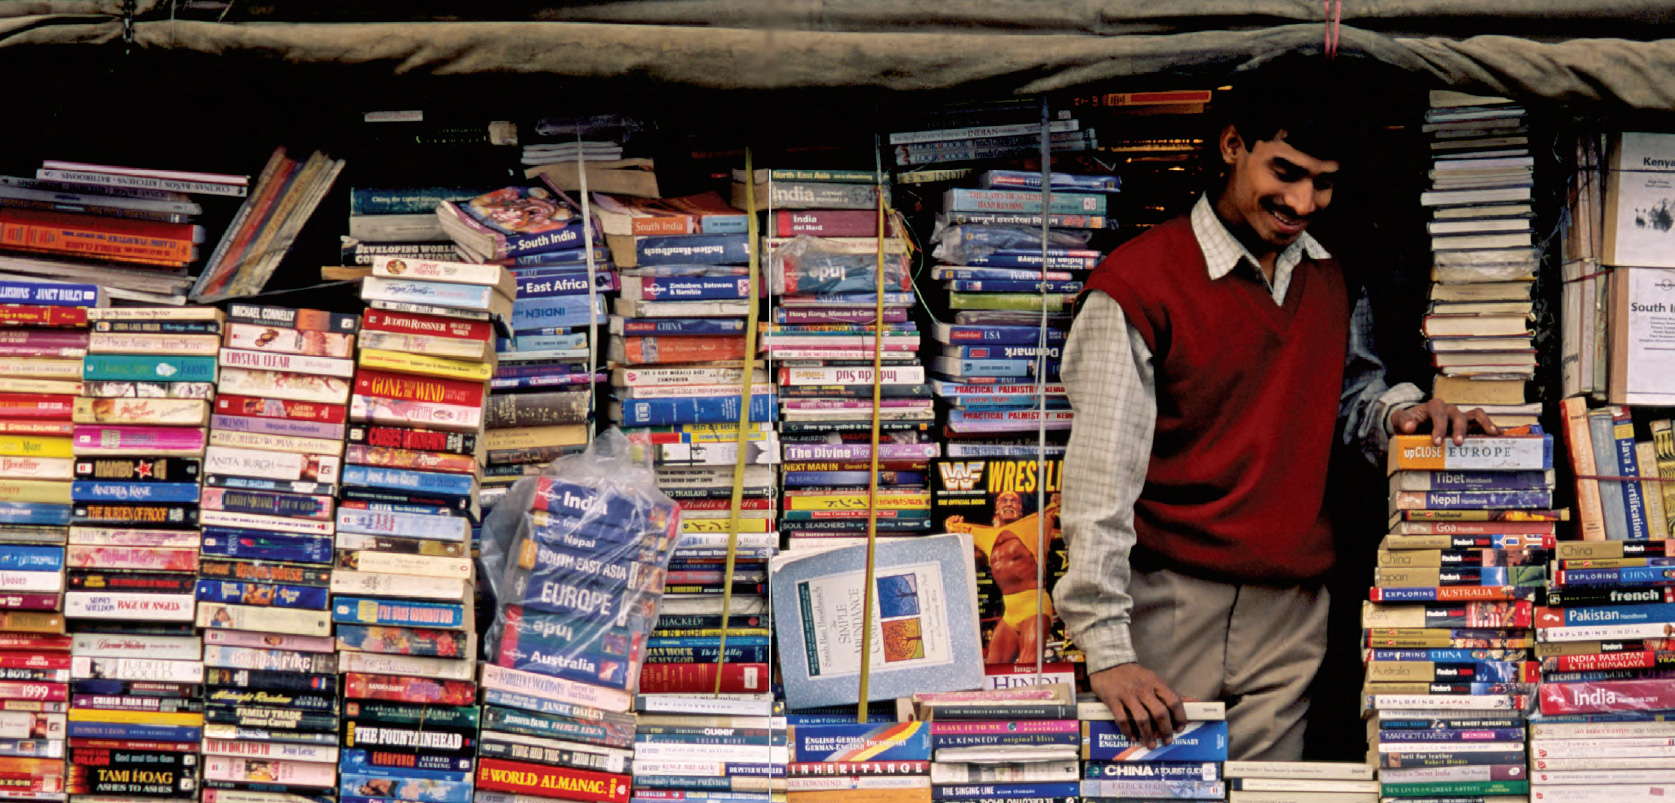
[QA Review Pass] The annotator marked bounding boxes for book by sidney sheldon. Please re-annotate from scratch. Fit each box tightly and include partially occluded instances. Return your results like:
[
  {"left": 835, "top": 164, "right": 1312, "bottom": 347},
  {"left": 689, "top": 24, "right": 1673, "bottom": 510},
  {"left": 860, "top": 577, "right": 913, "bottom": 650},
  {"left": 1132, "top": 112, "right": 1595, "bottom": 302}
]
[{"left": 930, "top": 457, "right": 1073, "bottom": 665}]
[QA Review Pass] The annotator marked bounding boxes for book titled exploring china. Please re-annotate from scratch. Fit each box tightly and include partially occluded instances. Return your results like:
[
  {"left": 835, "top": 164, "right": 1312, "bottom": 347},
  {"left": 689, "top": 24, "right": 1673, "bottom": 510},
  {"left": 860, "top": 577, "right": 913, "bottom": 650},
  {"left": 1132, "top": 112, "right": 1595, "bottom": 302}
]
[{"left": 770, "top": 533, "right": 983, "bottom": 708}]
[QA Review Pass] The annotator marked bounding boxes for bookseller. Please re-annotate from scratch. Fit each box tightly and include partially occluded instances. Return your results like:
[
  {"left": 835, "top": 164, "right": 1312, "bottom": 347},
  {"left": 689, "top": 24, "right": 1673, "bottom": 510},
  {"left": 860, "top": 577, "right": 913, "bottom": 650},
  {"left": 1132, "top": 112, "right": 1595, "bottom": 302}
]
[{"left": 1056, "top": 56, "right": 1498, "bottom": 761}]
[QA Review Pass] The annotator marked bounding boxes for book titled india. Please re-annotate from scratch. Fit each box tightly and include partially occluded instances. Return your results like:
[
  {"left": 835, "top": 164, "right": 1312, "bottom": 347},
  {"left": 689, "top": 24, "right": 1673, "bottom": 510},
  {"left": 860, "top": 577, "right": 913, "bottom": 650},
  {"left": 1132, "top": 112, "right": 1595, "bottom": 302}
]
[{"left": 770, "top": 533, "right": 983, "bottom": 708}]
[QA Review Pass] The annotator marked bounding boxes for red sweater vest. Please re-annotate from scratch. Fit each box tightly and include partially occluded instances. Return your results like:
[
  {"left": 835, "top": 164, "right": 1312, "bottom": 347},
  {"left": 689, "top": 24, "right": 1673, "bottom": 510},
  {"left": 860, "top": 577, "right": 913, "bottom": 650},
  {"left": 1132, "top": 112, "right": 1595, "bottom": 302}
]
[{"left": 1081, "top": 216, "right": 1350, "bottom": 584}]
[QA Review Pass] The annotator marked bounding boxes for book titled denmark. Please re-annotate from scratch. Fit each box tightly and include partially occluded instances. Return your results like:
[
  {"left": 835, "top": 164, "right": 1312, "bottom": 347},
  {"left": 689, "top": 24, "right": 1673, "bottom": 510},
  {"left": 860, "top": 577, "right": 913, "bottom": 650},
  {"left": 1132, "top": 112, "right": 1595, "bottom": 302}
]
[{"left": 769, "top": 533, "right": 983, "bottom": 709}]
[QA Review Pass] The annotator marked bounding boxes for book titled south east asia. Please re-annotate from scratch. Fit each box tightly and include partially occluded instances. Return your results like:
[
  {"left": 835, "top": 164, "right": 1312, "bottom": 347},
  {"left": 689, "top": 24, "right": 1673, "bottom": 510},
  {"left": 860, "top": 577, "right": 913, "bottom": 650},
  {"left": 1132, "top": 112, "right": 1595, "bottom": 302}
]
[
  {"left": 1387, "top": 433, "right": 1554, "bottom": 473},
  {"left": 770, "top": 533, "right": 983, "bottom": 708}
]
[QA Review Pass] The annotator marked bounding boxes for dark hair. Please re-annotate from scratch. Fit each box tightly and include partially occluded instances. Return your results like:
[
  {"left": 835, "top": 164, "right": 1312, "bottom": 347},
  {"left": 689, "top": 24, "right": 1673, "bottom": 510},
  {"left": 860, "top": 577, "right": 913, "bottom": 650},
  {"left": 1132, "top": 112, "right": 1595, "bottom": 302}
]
[{"left": 1213, "top": 51, "right": 1392, "bottom": 167}]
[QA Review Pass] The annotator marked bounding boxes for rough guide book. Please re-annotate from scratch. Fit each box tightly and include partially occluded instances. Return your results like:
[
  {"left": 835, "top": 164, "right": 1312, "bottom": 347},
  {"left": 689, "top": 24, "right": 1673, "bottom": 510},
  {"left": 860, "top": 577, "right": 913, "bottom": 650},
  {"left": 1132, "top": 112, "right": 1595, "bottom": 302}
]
[{"left": 929, "top": 457, "right": 1075, "bottom": 665}]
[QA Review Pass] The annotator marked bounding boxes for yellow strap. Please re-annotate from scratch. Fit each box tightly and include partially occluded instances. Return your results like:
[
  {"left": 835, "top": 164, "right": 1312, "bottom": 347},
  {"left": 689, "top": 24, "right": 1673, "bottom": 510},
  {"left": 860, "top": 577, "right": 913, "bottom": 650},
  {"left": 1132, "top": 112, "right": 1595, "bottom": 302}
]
[
  {"left": 713, "top": 147, "right": 762, "bottom": 694},
  {"left": 855, "top": 164, "right": 889, "bottom": 721}
]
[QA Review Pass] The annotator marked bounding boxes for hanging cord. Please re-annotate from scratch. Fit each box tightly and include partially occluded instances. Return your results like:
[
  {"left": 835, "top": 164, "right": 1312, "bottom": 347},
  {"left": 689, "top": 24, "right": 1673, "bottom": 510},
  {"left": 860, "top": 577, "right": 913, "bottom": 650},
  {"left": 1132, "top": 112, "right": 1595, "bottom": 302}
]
[
  {"left": 1323, "top": 0, "right": 1343, "bottom": 58},
  {"left": 1032, "top": 98, "right": 1053, "bottom": 683},
  {"left": 121, "top": 0, "right": 137, "bottom": 55},
  {"left": 855, "top": 133, "right": 889, "bottom": 720},
  {"left": 577, "top": 132, "right": 600, "bottom": 445}
]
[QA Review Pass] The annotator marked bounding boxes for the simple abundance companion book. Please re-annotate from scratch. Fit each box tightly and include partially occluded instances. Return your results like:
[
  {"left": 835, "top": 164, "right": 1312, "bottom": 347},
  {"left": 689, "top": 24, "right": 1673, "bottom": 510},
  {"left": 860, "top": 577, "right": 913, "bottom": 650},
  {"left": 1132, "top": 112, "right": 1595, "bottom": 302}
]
[{"left": 771, "top": 533, "right": 984, "bottom": 709}]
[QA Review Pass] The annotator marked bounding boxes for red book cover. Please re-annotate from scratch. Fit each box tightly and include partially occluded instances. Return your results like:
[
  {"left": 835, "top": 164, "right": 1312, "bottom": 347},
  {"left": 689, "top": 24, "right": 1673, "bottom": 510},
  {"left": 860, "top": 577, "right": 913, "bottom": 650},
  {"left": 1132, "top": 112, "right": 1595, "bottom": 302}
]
[
  {"left": 0, "top": 421, "right": 74, "bottom": 436},
  {"left": 0, "top": 394, "right": 74, "bottom": 420},
  {"left": 0, "top": 306, "right": 87, "bottom": 329},
  {"left": 617, "top": 336, "right": 747, "bottom": 365},
  {"left": 213, "top": 394, "right": 347, "bottom": 424},
  {"left": 354, "top": 369, "right": 486, "bottom": 408},
  {"left": 1542, "top": 650, "right": 1675, "bottom": 673},
  {"left": 0, "top": 594, "right": 63, "bottom": 612},
  {"left": 362, "top": 310, "right": 494, "bottom": 342},
  {"left": 0, "top": 635, "right": 70, "bottom": 652},
  {"left": 637, "top": 662, "right": 771, "bottom": 694},
  {"left": 0, "top": 682, "right": 67, "bottom": 702},
  {"left": 342, "top": 672, "right": 474, "bottom": 706},
  {"left": 0, "top": 653, "right": 68, "bottom": 670},
  {"left": 68, "top": 738, "right": 198, "bottom": 752},
  {"left": 476, "top": 758, "right": 630, "bottom": 803},
  {"left": 772, "top": 209, "right": 885, "bottom": 238},
  {"left": 1538, "top": 678, "right": 1675, "bottom": 715},
  {"left": 0, "top": 207, "right": 195, "bottom": 263}
]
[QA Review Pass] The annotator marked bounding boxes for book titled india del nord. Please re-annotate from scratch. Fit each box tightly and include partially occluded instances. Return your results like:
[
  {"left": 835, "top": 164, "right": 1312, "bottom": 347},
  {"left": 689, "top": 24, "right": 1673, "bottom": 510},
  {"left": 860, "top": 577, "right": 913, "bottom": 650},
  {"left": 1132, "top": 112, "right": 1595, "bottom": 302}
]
[{"left": 770, "top": 533, "right": 984, "bottom": 709}]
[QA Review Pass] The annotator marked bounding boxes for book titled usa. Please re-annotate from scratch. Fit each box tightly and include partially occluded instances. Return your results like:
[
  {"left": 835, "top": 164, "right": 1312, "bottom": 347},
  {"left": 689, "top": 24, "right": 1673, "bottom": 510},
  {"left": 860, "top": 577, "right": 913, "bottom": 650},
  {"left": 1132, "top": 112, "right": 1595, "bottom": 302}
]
[{"left": 81, "top": 354, "right": 215, "bottom": 383}]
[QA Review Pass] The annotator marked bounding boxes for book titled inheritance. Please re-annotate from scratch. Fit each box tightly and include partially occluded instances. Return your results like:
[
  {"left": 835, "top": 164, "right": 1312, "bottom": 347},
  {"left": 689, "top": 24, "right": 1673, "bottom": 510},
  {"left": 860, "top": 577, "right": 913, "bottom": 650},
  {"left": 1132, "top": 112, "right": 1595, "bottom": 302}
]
[{"left": 770, "top": 533, "right": 983, "bottom": 709}]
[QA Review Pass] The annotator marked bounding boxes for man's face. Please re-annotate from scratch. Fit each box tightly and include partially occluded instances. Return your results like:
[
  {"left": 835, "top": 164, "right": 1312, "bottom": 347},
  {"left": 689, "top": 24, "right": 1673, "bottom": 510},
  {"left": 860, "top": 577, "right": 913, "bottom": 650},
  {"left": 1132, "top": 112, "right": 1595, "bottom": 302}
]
[{"left": 1214, "top": 126, "right": 1339, "bottom": 259}]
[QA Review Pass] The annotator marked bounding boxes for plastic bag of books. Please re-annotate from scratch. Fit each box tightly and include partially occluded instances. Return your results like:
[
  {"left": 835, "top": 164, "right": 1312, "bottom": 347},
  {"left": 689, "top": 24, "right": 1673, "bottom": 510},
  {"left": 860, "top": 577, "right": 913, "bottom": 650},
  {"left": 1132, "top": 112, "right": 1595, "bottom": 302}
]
[
  {"left": 929, "top": 223, "right": 1091, "bottom": 261},
  {"left": 477, "top": 427, "right": 682, "bottom": 693},
  {"left": 767, "top": 231, "right": 913, "bottom": 295}
]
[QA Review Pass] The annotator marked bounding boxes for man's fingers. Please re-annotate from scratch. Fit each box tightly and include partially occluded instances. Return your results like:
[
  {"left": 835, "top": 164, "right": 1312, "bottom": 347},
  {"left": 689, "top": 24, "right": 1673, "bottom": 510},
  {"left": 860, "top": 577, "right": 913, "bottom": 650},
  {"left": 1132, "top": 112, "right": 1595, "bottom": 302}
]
[
  {"left": 1468, "top": 407, "right": 1501, "bottom": 436},
  {"left": 1110, "top": 699, "right": 1135, "bottom": 741},
  {"left": 1139, "top": 692, "right": 1176, "bottom": 745},
  {"left": 1395, "top": 406, "right": 1420, "bottom": 434},
  {"left": 1447, "top": 404, "right": 1469, "bottom": 445},
  {"left": 1123, "top": 695, "right": 1156, "bottom": 747},
  {"left": 1160, "top": 686, "right": 1189, "bottom": 734}
]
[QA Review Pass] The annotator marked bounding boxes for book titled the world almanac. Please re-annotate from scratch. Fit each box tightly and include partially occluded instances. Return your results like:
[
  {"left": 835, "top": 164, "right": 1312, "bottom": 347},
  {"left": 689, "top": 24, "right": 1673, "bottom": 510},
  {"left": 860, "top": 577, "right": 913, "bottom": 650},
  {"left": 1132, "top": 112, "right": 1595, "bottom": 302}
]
[{"left": 770, "top": 533, "right": 983, "bottom": 708}]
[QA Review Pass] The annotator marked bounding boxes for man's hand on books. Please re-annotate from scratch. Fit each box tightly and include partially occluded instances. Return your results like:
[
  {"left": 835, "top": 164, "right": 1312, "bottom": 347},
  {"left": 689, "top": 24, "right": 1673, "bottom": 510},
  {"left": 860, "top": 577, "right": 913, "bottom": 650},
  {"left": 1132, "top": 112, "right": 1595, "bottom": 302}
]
[
  {"left": 1390, "top": 397, "right": 1500, "bottom": 446},
  {"left": 1088, "top": 661, "right": 1186, "bottom": 749}
]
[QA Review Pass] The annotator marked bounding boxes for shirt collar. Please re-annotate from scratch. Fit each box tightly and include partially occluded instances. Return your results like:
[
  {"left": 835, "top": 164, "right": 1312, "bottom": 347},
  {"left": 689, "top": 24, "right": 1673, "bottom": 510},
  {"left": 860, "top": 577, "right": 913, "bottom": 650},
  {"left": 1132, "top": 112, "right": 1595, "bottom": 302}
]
[{"left": 1190, "top": 193, "right": 1330, "bottom": 282}]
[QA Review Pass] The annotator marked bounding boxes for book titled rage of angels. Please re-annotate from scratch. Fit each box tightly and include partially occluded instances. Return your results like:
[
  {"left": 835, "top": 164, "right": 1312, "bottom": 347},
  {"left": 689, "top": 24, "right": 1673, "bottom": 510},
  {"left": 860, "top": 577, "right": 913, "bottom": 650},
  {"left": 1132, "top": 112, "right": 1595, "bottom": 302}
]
[{"left": 770, "top": 533, "right": 984, "bottom": 709}]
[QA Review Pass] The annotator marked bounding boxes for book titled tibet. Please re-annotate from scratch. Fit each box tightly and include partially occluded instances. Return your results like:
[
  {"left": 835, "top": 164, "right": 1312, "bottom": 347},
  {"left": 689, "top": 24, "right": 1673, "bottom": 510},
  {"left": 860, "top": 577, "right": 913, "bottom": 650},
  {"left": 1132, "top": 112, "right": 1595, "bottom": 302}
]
[{"left": 1387, "top": 431, "right": 1554, "bottom": 473}]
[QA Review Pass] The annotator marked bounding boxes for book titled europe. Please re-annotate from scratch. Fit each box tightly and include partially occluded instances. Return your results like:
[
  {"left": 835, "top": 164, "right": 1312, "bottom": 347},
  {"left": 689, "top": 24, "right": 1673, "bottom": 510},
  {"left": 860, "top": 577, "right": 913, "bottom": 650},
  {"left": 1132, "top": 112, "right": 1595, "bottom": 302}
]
[
  {"left": 1387, "top": 433, "right": 1554, "bottom": 473},
  {"left": 770, "top": 533, "right": 983, "bottom": 708}
]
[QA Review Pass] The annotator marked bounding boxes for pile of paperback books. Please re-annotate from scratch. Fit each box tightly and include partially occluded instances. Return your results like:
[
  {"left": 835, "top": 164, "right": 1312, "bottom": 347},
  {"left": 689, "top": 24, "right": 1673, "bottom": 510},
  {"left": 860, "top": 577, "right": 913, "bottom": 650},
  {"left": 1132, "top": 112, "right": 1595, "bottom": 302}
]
[
  {"left": 1223, "top": 761, "right": 1376, "bottom": 803},
  {"left": 918, "top": 686, "right": 1085, "bottom": 803},
  {"left": 0, "top": 281, "right": 100, "bottom": 799},
  {"left": 927, "top": 170, "right": 1109, "bottom": 452},
  {"left": 1365, "top": 432, "right": 1556, "bottom": 800},
  {"left": 198, "top": 304, "right": 357, "bottom": 799},
  {"left": 476, "top": 451, "right": 680, "bottom": 803},
  {"left": 784, "top": 716, "right": 930, "bottom": 803},
  {"left": 67, "top": 306, "right": 218, "bottom": 801},
  {"left": 337, "top": 256, "right": 499, "bottom": 803},
  {"left": 1076, "top": 697, "right": 1228, "bottom": 803}
]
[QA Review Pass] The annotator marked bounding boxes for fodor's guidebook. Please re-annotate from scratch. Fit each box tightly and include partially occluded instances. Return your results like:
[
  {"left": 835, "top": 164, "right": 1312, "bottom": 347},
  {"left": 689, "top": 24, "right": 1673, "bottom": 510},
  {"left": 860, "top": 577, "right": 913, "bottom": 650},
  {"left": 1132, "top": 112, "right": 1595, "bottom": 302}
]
[{"left": 771, "top": 533, "right": 983, "bottom": 708}]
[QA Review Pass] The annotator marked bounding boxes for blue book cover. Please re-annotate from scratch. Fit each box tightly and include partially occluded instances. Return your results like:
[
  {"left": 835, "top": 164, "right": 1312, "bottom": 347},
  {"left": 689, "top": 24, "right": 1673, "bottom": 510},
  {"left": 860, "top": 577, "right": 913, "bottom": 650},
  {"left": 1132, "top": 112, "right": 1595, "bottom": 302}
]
[
  {"left": 1399, "top": 490, "right": 1554, "bottom": 510},
  {"left": 0, "top": 546, "right": 61, "bottom": 572},
  {"left": 443, "top": 187, "right": 599, "bottom": 258},
  {"left": 770, "top": 533, "right": 983, "bottom": 709},
  {"left": 644, "top": 645, "right": 772, "bottom": 663},
  {"left": 612, "top": 317, "right": 746, "bottom": 336},
  {"left": 194, "top": 579, "right": 329, "bottom": 610},
  {"left": 1611, "top": 410, "right": 1652, "bottom": 541},
  {"left": 200, "top": 527, "right": 333, "bottom": 564},
  {"left": 341, "top": 464, "right": 476, "bottom": 497},
  {"left": 947, "top": 280, "right": 1085, "bottom": 294},
  {"left": 1082, "top": 763, "right": 1219, "bottom": 780},
  {"left": 490, "top": 373, "right": 606, "bottom": 392},
  {"left": 515, "top": 270, "right": 618, "bottom": 298},
  {"left": 962, "top": 254, "right": 1098, "bottom": 270},
  {"left": 350, "top": 187, "right": 493, "bottom": 215},
  {"left": 976, "top": 170, "right": 1120, "bottom": 193},
  {"left": 511, "top": 294, "right": 607, "bottom": 332},
  {"left": 934, "top": 267, "right": 1077, "bottom": 282},
  {"left": 66, "top": 721, "right": 202, "bottom": 742},
  {"left": 788, "top": 722, "right": 931, "bottom": 762},
  {"left": 943, "top": 188, "right": 1108, "bottom": 216},
  {"left": 946, "top": 344, "right": 1064, "bottom": 361},
  {"left": 635, "top": 233, "right": 751, "bottom": 266},
  {"left": 943, "top": 210, "right": 1109, "bottom": 229},
  {"left": 70, "top": 481, "right": 201, "bottom": 504},
  {"left": 1396, "top": 469, "right": 1553, "bottom": 491},
  {"left": 1080, "top": 720, "right": 1228, "bottom": 761},
  {"left": 498, "top": 332, "right": 590, "bottom": 353},
  {"left": 333, "top": 597, "right": 467, "bottom": 629},
  {"left": 0, "top": 280, "right": 99, "bottom": 306},
  {"left": 932, "top": 782, "right": 1079, "bottom": 799},
  {"left": 1589, "top": 411, "right": 1631, "bottom": 540},
  {"left": 784, "top": 471, "right": 928, "bottom": 487},
  {"left": 1367, "top": 649, "right": 1528, "bottom": 663},
  {"left": 1377, "top": 727, "right": 1527, "bottom": 742},
  {"left": 82, "top": 354, "right": 216, "bottom": 382},
  {"left": 508, "top": 245, "right": 612, "bottom": 267},
  {"left": 1546, "top": 600, "right": 1675, "bottom": 626},
  {"left": 624, "top": 276, "right": 753, "bottom": 301},
  {"left": 0, "top": 502, "right": 70, "bottom": 526},
  {"left": 339, "top": 775, "right": 472, "bottom": 803},
  {"left": 614, "top": 395, "right": 776, "bottom": 427},
  {"left": 363, "top": 277, "right": 502, "bottom": 312},
  {"left": 1559, "top": 566, "right": 1673, "bottom": 586},
  {"left": 932, "top": 323, "right": 1068, "bottom": 346}
]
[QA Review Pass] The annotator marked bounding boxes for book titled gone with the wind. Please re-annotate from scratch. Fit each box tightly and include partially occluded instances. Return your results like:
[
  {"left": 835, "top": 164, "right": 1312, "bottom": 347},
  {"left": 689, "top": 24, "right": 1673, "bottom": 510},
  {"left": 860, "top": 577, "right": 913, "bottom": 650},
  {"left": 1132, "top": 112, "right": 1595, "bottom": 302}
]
[{"left": 770, "top": 533, "right": 983, "bottom": 708}]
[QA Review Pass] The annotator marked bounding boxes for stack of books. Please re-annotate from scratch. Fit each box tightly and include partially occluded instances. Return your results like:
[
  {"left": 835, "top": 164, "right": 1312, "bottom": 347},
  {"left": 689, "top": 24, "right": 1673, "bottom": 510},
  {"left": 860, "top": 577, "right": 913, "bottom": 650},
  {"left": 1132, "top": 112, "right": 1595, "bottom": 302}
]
[
  {"left": 784, "top": 717, "right": 930, "bottom": 803},
  {"left": 345, "top": 186, "right": 474, "bottom": 265},
  {"left": 1559, "top": 398, "right": 1673, "bottom": 541},
  {"left": 887, "top": 117, "right": 1098, "bottom": 168},
  {"left": 1076, "top": 698, "right": 1229, "bottom": 800},
  {"left": 1529, "top": 717, "right": 1675, "bottom": 799},
  {"left": 1418, "top": 90, "right": 1539, "bottom": 423},
  {"left": 481, "top": 256, "right": 609, "bottom": 510},
  {"left": 1223, "top": 761, "right": 1376, "bottom": 803},
  {"left": 0, "top": 161, "right": 240, "bottom": 306},
  {"left": 191, "top": 148, "right": 344, "bottom": 302},
  {"left": 918, "top": 686, "right": 1084, "bottom": 803},
  {"left": 475, "top": 473, "right": 676, "bottom": 803},
  {"left": 632, "top": 694, "right": 783, "bottom": 803},
  {"left": 927, "top": 171, "right": 1111, "bottom": 449},
  {"left": 336, "top": 264, "right": 497, "bottom": 803},
  {"left": 1584, "top": 131, "right": 1675, "bottom": 407},
  {"left": 66, "top": 306, "right": 218, "bottom": 801},
  {"left": 1365, "top": 433, "right": 1556, "bottom": 802},
  {"left": 0, "top": 281, "right": 97, "bottom": 800},
  {"left": 196, "top": 304, "right": 354, "bottom": 799}
]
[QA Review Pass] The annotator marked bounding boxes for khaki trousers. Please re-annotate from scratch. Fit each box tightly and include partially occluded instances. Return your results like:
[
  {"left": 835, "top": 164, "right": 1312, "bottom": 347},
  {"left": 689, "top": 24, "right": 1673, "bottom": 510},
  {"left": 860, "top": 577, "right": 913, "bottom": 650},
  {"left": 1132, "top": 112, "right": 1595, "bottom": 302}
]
[{"left": 1128, "top": 566, "right": 1329, "bottom": 761}]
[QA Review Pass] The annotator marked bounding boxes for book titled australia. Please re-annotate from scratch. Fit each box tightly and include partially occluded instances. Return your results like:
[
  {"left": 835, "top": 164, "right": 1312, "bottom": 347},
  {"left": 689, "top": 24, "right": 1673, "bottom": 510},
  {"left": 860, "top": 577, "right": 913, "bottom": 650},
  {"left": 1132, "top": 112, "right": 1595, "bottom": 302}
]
[{"left": 770, "top": 532, "right": 983, "bottom": 709}]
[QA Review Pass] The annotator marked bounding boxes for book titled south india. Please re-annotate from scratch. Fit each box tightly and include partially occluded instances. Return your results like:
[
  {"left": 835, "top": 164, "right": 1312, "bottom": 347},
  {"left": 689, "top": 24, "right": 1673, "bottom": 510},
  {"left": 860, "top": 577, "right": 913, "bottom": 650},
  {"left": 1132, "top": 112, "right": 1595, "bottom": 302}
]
[
  {"left": 1387, "top": 434, "right": 1553, "bottom": 473},
  {"left": 770, "top": 533, "right": 983, "bottom": 709}
]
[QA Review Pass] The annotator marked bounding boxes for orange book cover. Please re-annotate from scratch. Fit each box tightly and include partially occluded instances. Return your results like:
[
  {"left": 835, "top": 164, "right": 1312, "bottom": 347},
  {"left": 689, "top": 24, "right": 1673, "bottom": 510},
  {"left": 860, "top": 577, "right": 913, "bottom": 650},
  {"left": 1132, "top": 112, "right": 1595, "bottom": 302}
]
[{"left": 619, "top": 336, "right": 747, "bottom": 365}]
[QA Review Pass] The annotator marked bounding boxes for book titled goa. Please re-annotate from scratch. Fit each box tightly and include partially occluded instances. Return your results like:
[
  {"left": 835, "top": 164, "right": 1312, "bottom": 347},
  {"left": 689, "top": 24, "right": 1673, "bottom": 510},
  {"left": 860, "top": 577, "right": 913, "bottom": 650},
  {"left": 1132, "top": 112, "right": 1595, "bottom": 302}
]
[{"left": 770, "top": 533, "right": 983, "bottom": 708}]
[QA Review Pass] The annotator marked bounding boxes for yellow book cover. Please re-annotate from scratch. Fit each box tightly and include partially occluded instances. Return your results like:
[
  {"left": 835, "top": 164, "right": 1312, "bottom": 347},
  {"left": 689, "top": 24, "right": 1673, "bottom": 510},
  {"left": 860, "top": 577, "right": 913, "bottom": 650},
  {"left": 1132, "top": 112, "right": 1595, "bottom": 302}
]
[
  {"left": 67, "top": 708, "right": 205, "bottom": 727},
  {"left": 358, "top": 349, "right": 492, "bottom": 382},
  {"left": 0, "top": 479, "right": 71, "bottom": 505},
  {"left": 0, "top": 435, "right": 72, "bottom": 459}
]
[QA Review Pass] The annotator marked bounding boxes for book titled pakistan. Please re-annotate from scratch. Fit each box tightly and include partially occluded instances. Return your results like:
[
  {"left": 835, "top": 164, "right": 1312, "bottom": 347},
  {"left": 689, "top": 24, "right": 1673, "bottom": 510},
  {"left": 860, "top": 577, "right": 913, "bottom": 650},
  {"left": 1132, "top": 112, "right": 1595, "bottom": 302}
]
[{"left": 770, "top": 533, "right": 983, "bottom": 708}]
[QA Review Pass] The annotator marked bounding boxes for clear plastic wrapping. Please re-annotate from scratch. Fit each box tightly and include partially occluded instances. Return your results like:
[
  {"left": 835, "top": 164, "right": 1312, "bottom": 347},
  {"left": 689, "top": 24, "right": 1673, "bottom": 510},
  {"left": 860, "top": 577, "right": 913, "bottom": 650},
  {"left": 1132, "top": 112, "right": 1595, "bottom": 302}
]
[
  {"left": 930, "top": 223, "right": 1092, "bottom": 264},
  {"left": 478, "top": 428, "right": 682, "bottom": 695},
  {"left": 768, "top": 233, "right": 912, "bottom": 295}
]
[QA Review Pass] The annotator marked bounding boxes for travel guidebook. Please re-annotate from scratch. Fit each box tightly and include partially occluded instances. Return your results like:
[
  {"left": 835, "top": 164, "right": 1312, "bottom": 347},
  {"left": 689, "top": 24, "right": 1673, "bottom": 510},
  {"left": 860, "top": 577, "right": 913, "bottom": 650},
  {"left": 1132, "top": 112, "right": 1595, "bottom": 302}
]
[{"left": 930, "top": 456, "right": 1076, "bottom": 664}]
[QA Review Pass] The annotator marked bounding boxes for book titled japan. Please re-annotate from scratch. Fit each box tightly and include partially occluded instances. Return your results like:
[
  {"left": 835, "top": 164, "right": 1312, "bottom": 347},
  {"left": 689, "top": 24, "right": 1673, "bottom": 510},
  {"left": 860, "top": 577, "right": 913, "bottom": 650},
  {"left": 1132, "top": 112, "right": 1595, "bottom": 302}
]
[{"left": 770, "top": 533, "right": 983, "bottom": 709}]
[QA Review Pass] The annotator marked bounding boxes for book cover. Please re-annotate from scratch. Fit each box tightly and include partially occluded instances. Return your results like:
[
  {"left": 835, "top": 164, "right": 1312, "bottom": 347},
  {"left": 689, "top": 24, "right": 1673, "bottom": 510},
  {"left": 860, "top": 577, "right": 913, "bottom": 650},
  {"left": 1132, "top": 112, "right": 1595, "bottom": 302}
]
[{"left": 769, "top": 533, "right": 983, "bottom": 709}]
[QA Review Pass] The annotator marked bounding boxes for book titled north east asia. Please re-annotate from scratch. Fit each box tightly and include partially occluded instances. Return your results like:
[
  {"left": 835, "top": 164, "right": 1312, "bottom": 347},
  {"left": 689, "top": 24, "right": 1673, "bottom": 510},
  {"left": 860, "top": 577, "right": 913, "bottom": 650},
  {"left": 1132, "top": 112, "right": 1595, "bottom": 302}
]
[{"left": 770, "top": 533, "right": 983, "bottom": 708}]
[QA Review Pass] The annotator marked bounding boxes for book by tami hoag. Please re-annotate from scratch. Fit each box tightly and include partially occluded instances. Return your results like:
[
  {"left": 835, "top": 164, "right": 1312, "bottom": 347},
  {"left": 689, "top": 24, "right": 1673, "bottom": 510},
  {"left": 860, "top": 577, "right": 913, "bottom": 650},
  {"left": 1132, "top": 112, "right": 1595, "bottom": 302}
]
[{"left": 770, "top": 532, "right": 984, "bottom": 709}]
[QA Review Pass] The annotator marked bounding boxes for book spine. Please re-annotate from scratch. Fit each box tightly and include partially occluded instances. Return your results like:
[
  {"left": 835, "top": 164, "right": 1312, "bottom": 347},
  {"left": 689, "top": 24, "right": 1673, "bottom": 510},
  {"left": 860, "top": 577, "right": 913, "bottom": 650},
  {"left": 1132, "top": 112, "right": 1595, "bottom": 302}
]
[{"left": 1613, "top": 407, "right": 1652, "bottom": 539}]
